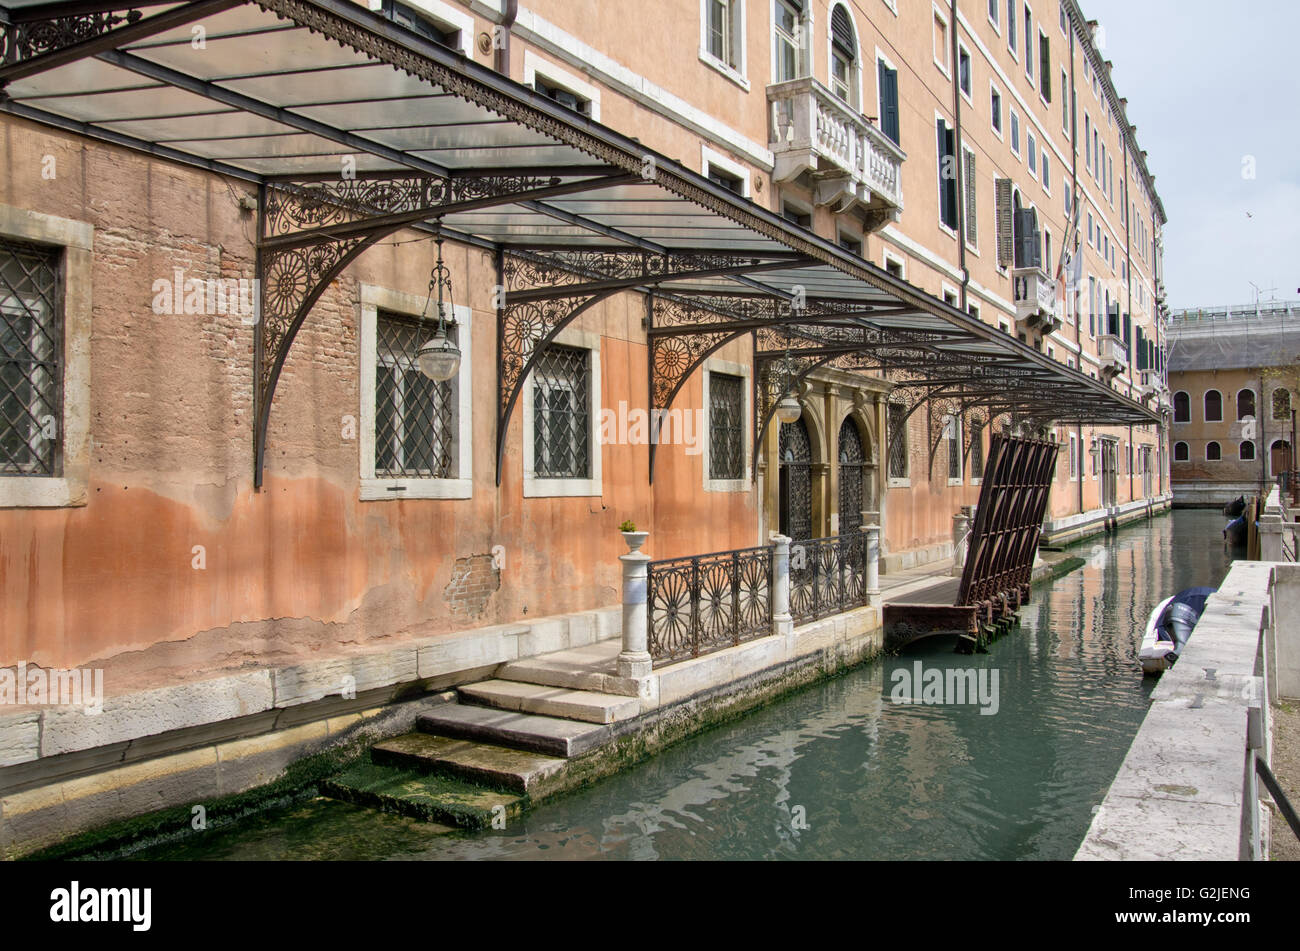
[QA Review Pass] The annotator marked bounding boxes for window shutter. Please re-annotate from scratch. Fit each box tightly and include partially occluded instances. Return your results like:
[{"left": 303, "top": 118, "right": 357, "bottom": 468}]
[
  {"left": 832, "top": 5, "right": 855, "bottom": 60},
  {"left": 1040, "top": 34, "right": 1051, "bottom": 101},
  {"left": 995, "top": 177, "right": 1013, "bottom": 266},
  {"left": 963, "top": 150, "right": 977, "bottom": 246},
  {"left": 879, "top": 61, "right": 900, "bottom": 145}
]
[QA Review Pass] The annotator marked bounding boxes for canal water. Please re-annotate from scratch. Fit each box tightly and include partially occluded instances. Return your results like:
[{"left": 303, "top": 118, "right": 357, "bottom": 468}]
[{"left": 126, "top": 509, "right": 1232, "bottom": 861}]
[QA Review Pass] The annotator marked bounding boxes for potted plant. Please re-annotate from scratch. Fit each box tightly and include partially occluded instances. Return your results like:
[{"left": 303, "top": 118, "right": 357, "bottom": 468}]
[{"left": 618, "top": 519, "right": 649, "bottom": 553}]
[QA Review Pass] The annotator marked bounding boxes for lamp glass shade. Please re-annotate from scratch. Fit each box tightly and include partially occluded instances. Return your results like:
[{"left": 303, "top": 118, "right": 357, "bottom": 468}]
[
  {"left": 417, "top": 333, "right": 461, "bottom": 382},
  {"left": 775, "top": 394, "right": 802, "bottom": 424}
]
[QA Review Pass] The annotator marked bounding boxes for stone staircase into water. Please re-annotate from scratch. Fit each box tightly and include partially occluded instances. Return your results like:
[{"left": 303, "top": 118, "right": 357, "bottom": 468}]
[{"left": 321, "top": 638, "right": 640, "bottom": 827}]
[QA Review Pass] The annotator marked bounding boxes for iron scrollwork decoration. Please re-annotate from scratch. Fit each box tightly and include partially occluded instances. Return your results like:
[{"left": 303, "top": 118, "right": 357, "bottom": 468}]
[
  {"left": 789, "top": 531, "right": 870, "bottom": 625},
  {"left": 0, "top": 9, "right": 143, "bottom": 64},
  {"left": 647, "top": 545, "right": 773, "bottom": 665}
]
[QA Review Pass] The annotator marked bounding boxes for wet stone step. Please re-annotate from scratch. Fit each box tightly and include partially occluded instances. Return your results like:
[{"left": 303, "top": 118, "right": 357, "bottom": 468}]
[
  {"left": 418, "top": 703, "right": 613, "bottom": 758},
  {"left": 371, "top": 732, "right": 567, "bottom": 795},
  {"left": 459, "top": 679, "right": 641, "bottom": 724},
  {"left": 321, "top": 761, "right": 525, "bottom": 829}
]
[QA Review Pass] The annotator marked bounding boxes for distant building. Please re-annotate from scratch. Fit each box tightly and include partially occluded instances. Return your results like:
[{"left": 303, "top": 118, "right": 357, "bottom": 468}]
[{"left": 1168, "top": 301, "right": 1300, "bottom": 506}]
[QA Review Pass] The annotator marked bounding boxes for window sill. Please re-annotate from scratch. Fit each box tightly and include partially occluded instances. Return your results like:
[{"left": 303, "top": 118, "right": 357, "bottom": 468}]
[
  {"left": 947, "top": 478, "right": 964, "bottom": 487},
  {"left": 888, "top": 477, "right": 911, "bottom": 489},
  {"left": 0, "top": 476, "right": 86, "bottom": 508},
  {"left": 705, "top": 477, "right": 751, "bottom": 493},
  {"left": 361, "top": 478, "right": 472, "bottom": 501},
  {"left": 698, "top": 49, "right": 750, "bottom": 91},
  {"left": 524, "top": 476, "right": 602, "bottom": 498}
]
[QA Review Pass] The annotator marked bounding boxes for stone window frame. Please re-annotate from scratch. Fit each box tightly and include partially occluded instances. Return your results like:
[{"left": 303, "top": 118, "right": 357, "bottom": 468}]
[
  {"left": 359, "top": 283, "right": 474, "bottom": 501},
  {"left": 0, "top": 204, "right": 92, "bottom": 509},
  {"left": 702, "top": 355, "right": 752, "bottom": 493},
  {"left": 887, "top": 399, "right": 911, "bottom": 488},
  {"left": 522, "top": 325, "right": 602, "bottom": 498}
]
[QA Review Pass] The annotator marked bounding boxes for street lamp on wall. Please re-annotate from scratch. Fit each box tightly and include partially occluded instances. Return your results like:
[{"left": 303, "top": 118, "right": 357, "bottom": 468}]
[
  {"left": 416, "top": 235, "right": 462, "bottom": 382},
  {"left": 775, "top": 322, "right": 802, "bottom": 425}
]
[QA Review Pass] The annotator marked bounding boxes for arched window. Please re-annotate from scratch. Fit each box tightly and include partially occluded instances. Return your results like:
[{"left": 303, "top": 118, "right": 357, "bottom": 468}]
[
  {"left": 1174, "top": 441, "right": 1189, "bottom": 461},
  {"left": 1204, "top": 390, "right": 1222, "bottom": 422},
  {"left": 1274, "top": 389, "right": 1292, "bottom": 421},
  {"left": 1237, "top": 388, "right": 1255, "bottom": 420},
  {"left": 829, "top": 4, "right": 859, "bottom": 106},
  {"left": 1240, "top": 440, "right": 1256, "bottom": 461},
  {"left": 1173, "top": 391, "right": 1190, "bottom": 423},
  {"left": 1206, "top": 441, "right": 1221, "bottom": 461}
]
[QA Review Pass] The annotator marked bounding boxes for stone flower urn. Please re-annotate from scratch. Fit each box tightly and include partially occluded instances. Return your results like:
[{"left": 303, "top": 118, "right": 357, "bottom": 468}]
[{"left": 620, "top": 530, "right": 649, "bottom": 553}]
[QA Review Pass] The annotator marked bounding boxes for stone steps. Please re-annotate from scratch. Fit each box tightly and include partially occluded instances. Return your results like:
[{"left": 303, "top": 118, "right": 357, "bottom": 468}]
[
  {"left": 321, "top": 760, "right": 526, "bottom": 829},
  {"left": 371, "top": 731, "right": 567, "bottom": 795},
  {"left": 459, "top": 679, "right": 640, "bottom": 724},
  {"left": 418, "top": 703, "right": 613, "bottom": 758},
  {"left": 496, "top": 641, "right": 639, "bottom": 697}
]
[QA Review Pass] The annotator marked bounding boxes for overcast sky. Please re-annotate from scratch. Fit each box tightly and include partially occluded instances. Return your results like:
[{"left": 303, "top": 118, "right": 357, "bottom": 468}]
[{"left": 1084, "top": 0, "right": 1300, "bottom": 310}]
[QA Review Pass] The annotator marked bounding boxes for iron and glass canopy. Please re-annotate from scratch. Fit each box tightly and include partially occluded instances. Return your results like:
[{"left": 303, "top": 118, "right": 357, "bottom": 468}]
[{"left": 0, "top": 0, "right": 1158, "bottom": 487}]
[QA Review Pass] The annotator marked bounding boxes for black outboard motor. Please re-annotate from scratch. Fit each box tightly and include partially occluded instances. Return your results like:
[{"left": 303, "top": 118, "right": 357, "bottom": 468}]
[
  {"left": 1223, "top": 495, "right": 1246, "bottom": 518},
  {"left": 1153, "top": 587, "right": 1216, "bottom": 666}
]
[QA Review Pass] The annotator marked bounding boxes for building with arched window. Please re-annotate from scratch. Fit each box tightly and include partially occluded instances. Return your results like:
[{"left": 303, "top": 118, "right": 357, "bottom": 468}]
[{"left": 1169, "top": 299, "right": 1300, "bottom": 504}]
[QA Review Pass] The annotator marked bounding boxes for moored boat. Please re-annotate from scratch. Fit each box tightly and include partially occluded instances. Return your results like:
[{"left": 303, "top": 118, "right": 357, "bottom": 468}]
[{"left": 1139, "top": 586, "right": 1216, "bottom": 675}]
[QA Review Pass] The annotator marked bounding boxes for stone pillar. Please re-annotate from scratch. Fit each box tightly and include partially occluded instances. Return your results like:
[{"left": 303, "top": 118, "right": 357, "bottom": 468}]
[
  {"left": 952, "top": 509, "right": 972, "bottom": 577},
  {"left": 1259, "top": 513, "right": 1283, "bottom": 562},
  {"left": 770, "top": 533, "right": 793, "bottom": 638},
  {"left": 618, "top": 550, "right": 653, "bottom": 678},
  {"left": 865, "top": 523, "right": 881, "bottom": 607}
]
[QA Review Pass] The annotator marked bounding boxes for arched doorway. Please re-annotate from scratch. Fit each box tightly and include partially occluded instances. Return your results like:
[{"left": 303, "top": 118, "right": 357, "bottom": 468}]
[
  {"left": 779, "top": 416, "right": 813, "bottom": 541},
  {"left": 1271, "top": 439, "right": 1292, "bottom": 483},
  {"left": 838, "top": 417, "right": 867, "bottom": 535}
]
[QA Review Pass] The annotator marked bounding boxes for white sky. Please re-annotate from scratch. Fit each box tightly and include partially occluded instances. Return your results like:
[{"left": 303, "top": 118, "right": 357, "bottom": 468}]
[{"left": 1083, "top": 0, "right": 1300, "bottom": 310}]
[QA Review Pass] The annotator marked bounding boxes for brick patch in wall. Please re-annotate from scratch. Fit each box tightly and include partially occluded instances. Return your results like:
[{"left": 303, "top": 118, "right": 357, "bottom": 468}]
[{"left": 443, "top": 554, "right": 501, "bottom": 619}]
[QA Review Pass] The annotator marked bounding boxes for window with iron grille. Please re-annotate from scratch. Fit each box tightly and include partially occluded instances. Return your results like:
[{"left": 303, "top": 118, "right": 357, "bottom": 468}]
[
  {"left": 374, "top": 310, "right": 457, "bottom": 478},
  {"left": 971, "top": 422, "right": 985, "bottom": 479},
  {"left": 532, "top": 344, "right": 590, "bottom": 479},
  {"left": 946, "top": 415, "right": 962, "bottom": 481},
  {"left": 888, "top": 402, "right": 909, "bottom": 479},
  {"left": 708, "top": 371, "right": 744, "bottom": 480},
  {"left": 1, "top": 239, "right": 62, "bottom": 477}
]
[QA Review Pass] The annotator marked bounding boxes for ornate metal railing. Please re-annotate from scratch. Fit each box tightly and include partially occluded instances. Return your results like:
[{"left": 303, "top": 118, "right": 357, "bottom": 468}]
[
  {"left": 789, "top": 531, "right": 869, "bottom": 625},
  {"left": 647, "top": 545, "right": 772, "bottom": 665}
]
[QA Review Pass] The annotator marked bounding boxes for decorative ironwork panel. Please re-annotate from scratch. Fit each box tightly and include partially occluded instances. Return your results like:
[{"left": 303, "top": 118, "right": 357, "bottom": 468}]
[
  {"left": 779, "top": 417, "right": 813, "bottom": 542},
  {"left": 708, "top": 372, "right": 744, "bottom": 480},
  {"left": 790, "top": 532, "right": 869, "bottom": 625},
  {"left": 531, "top": 343, "right": 590, "bottom": 479},
  {"left": 0, "top": 239, "right": 62, "bottom": 477},
  {"left": 887, "top": 402, "right": 909, "bottom": 479},
  {"left": 838, "top": 417, "right": 865, "bottom": 534},
  {"left": 0, "top": 8, "right": 143, "bottom": 64},
  {"left": 374, "top": 312, "right": 456, "bottom": 478},
  {"left": 651, "top": 328, "right": 737, "bottom": 409},
  {"left": 264, "top": 175, "right": 558, "bottom": 239},
  {"left": 969, "top": 419, "right": 985, "bottom": 479},
  {"left": 647, "top": 545, "right": 772, "bottom": 664}
]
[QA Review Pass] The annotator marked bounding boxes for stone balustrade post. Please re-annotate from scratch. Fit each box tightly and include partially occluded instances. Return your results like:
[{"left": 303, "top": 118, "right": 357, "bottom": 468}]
[
  {"left": 952, "top": 509, "right": 972, "bottom": 577},
  {"left": 618, "top": 549, "right": 653, "bottom": 679},
  {"left": 770, "top": 533, "right": 793, "bottom": 638},
  {"left": 1259, "top": 513, "right": 1284, "bottom": 562},
  {"left": 864, "top": 524, "right": 881, "bottom": 608}
]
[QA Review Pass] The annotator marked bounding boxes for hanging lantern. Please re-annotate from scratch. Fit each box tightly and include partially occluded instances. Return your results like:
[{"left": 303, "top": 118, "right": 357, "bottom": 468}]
[
  {"left": 417, "top": 236, "right": 461, "bottom": 382},
  {"left": 775, "top": 392, "right": 802, "bottom": 424}
]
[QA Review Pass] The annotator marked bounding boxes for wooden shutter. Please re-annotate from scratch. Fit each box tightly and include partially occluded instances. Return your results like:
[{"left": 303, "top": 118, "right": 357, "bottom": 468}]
[
  {"left": 995, "top": 177, "right": 1013, "bottom": 266},
  {"left": 1040, "top": 34, "right": 1051, "bottom": 101},
  {"left": 963, "top": 150, "right": 977, "bottom": 246},
  {"left": 878, "top": 61, "right": 900, "bottom": 145}
]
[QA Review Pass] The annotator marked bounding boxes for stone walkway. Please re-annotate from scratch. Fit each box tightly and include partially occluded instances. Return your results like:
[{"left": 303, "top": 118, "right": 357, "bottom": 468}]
[{"left": 1271, "top": 698, "right": 1300, "bottom": 861}]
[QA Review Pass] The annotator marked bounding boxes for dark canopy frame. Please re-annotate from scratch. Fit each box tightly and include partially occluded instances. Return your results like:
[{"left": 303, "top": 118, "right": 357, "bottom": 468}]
[{"left": 0, "top": 0, "right": 1158, "bottom": 488}]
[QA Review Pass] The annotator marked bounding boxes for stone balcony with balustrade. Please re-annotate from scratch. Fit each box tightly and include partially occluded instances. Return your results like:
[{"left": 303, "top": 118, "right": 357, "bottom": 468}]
[
  {"left": 1012, "top": 266, "right": 1059, "bottom": 332},
  {"left": 767, "top": 77, "right": 905, "bottom": 231}
]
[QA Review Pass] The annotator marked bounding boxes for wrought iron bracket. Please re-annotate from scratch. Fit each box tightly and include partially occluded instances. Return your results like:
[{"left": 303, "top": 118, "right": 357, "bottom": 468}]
[{"left": 254, "top": 173, "right": 592, "bottom": 489}]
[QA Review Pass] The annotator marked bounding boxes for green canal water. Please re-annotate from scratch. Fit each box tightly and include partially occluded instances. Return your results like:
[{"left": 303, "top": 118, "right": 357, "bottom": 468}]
[{"left": 126, "top": 509, "right": 1232, "bottom": 861}]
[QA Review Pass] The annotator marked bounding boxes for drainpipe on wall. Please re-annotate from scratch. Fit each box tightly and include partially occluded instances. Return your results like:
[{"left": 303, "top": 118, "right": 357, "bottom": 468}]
[
  {"left": 494, "top": 0, "right": 518, "bottom": 76},
  {"left": 1067, "top": 19, "right": 1084, "bottom": 516},
  {"left": 950, "top": 0, "right": 969, "bottom": 311}
]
